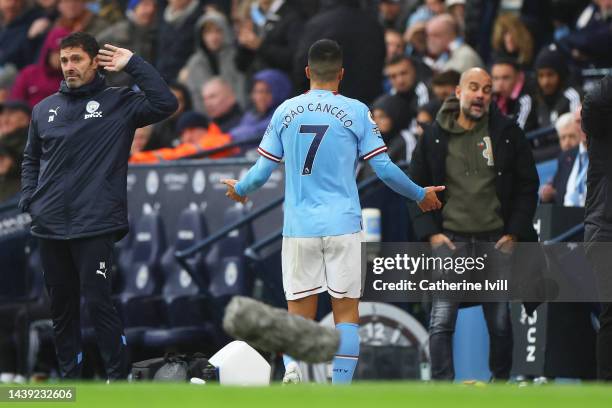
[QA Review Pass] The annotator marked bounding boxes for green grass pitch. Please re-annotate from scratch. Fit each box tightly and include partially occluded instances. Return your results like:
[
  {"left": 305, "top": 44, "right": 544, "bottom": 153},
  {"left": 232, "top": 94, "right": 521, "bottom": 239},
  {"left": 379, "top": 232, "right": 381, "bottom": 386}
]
[{"left": 2, "top": 382, "right": 612, "bottom": 408}]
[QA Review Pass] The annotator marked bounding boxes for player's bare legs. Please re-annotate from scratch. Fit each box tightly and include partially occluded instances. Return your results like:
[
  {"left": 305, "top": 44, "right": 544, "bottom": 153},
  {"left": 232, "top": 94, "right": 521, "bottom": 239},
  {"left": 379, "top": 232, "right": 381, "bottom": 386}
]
[
  {"left": 287, "top": 294, "right": 318, "bottom": 320},
  {"left": 281, "top": 295, "right": 319, "bottom": 384},
  {"left": 331, "top": 297, "right": 359, "bottom": 324}
]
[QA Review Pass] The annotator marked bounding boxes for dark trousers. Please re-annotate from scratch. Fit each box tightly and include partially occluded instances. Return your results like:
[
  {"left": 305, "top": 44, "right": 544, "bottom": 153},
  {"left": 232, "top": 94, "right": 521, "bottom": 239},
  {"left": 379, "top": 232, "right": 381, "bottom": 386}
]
[
  {"left": 39, "top": 235, "right": 127, "bottom": 380},
  {"left": 585, "top": 236, "right": 612, "bottom": 381},
  {"left": 428, "top": 230, "right": 513, "bottom": 381},
  {"left": 599, "top": 302, "right": 612, "bottom": 380}
]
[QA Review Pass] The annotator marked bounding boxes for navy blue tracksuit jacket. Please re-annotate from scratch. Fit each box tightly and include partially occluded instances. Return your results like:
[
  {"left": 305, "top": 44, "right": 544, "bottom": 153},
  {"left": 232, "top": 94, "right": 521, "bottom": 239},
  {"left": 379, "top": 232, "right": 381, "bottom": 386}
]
[{"left": 20, "top": 55, "right": 178, "bottom": 240}]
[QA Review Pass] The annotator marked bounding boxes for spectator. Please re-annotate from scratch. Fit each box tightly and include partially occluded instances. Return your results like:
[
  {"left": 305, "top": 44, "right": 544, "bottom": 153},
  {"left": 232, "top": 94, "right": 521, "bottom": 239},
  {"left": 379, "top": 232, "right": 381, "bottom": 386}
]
[
  {"left": 385, "top": 28, "right": 405, "bottom": 63},
  {"left": 424, "top": 13, "right": 483, "bottom": 73},
  {"left": 403, "top": 19, "right": 428, "bottom": 58},
  {"left": 130, "top": 111, "right": 237, "bottom": 163},
  {"left": 0, "top": 135, "right": 21, "bottom": 202},
  {"left": 27, "top": 0, "right": 60, "bottom": 46},
  {"left": 10, "top": 27, "right": 70, "bottom": 108},
  {"left": 145, "top": 81, "right": 190, "bottom": 150},
  {"left": 540, "top": 112, "right": 585, "bottom": 204},
  {"left": 409, "top": 68, "right": 539, "bottom": 381},
  {"left": 201, "top": 77, "right": 243, "bottom": 132},
  {"left": 564, "top": 107, "right": 588, "bottom": 207},
  {"left": 293, "top": 0, "right": 386, "bottom": 104},
  {"left": 534, "top": 46, "right": 582, "bottom": 128},
  {"left": 181, "top": 10, "right": 246, "bottom": 113},
  {"left": 96, "top": 0, "right": 158, "bottom": 87},
  {"left": 559, "top": 0, "right": 612, "bottom": 67},
  {"left": 0, "top": 71, "right": 13, "bottom": 104},
  {"left": 445, "top": 0, "right": 465, "bottom": 34},
  {"left": 379, "top": 0, "right": 414, "bottom": 32},
  {"left": 491, "top": 13, "right": 535, "bottom": 68},
  {"left": 0, "top": 99, "right": 30, "bottom": 139},
  {"left": 0, "top": 0, "right": 42, "bottom": 70},
  {"left": 229, "top": 69, "right": 292, "bottom": 148},
  {"left": 55, "top": 0, "right": 110, "bottom": 36},
  {"left": 415, "top": 98, "right": 442, "bottom": 137},
  {"left": 431, "top": 69, "right": 460, "bottom": 102},
  {"left": 558, "top": 111, "right": 582, "bottom": 152},
  {"left": 358, "top": 93, "right": 412, "bottom": 181},
  {"left": 130, "top": 125, "right": 153, "bottom": 155},
  {"left": 156, "top": 0, "right": 202, "bottom": 81},
  {"left": 0, "top": 100, "right": 29, "bottom": 202},
  {"left": 464, "top": 0, "right": 500, "bottom": 64},
  {"left": 406, "top": 0, "right": 445, "bottom": 29},
  {"left": 491, "top": 57, "right": 538, "bottom": 132},
  {"left": 235, "top": 0, "right": 303, "bottom": 78},
  {"left": 385, "top": 55, "right": 431, "bottom": 116}
]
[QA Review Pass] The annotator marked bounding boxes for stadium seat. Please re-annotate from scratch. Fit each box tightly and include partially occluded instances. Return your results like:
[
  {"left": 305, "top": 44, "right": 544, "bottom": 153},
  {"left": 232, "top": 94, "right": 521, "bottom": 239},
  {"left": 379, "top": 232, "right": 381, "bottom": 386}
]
[
  {"left": 112, "top": 209, "right": 168, "bottom": 339},
  {"left": 113, "top": 217, "right": 135, "bottom": 295},
  {"left": 207, "top": 205, "right": 254, "bottom": 299},
  {"left": 141, "top": 204, "right": 219, "bottom": 352}
]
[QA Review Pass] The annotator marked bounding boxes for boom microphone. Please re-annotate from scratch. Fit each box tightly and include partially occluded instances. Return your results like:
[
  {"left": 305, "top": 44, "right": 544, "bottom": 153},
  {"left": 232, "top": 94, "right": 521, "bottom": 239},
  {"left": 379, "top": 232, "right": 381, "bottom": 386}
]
[{"left": 223, "top": 296, "right": 340, "bottom": 363}]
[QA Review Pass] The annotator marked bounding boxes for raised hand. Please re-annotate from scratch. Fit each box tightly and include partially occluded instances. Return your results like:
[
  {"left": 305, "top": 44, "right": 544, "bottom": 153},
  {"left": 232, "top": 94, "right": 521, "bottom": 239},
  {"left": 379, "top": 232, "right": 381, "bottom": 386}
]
[
  {"left": 221, "top": 179, "right": 248, "bottom": 204},
  {"left": 97, "top": 44, "right": 133, "bottom": 72},
  {"left": 418, "top": 186, "right": 445, "bottom": 212}
]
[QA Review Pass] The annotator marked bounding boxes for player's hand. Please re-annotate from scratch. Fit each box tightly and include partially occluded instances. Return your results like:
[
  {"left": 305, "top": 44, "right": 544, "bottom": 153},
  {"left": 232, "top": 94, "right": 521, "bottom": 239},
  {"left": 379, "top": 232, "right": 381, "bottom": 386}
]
[
  {"left": 221, "top": 179, "right": 248, "bottom": 204},
  {"left": 98, "top": 44, "right": 133, "bottom": 72},
  {"left": 540, "top": 183, "right": 556, "bottom": 203},
  {"left": 495, "top": 234, "right": 516, "bottom": 254},
  {"left": 429, "top": 233, "right": 456, "bottom": 250},
  {"left": 417, "top": 186, "right": 445, "bottom": 212}
]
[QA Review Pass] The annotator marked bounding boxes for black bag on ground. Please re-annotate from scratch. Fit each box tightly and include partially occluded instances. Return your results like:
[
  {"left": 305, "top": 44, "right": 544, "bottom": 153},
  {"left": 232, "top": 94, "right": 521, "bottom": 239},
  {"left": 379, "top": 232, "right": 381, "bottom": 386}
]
[{"left": 131, "top": 352, "right": 218, "bottom": 382}]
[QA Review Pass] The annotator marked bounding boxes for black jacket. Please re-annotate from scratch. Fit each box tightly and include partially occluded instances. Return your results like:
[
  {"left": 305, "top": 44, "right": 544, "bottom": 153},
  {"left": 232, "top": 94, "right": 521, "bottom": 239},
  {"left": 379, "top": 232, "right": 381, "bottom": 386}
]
[
  {"left": 408, "top": 104, "right": 539, "bottom": 242},
  {"left": 235, "top": 1, "right": 303, "bottom": 77},
  {"left": 582, "top": 75, "right": 612, "bottom": 242},
  {"left": 292, "top": 3, "right": 385, "bottom": 104},
  {"left": 20, "top": 55, "right": 178, "bottom": 240},
  {"left": 536, "top": 86, "right": 581, "bottom": 128},
  {"left": 155, "top": 2, "right": 202, "bottom": 81}
]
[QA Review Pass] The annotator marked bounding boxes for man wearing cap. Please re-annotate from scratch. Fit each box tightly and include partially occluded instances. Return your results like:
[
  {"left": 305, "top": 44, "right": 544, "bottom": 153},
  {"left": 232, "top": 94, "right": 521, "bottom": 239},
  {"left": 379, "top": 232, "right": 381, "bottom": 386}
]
[
  {"left": 534, "top": 46, "right": 582, "bottom": 128},
  {"left": 20, "top": 32, "right": 177, "bottom": 380}
]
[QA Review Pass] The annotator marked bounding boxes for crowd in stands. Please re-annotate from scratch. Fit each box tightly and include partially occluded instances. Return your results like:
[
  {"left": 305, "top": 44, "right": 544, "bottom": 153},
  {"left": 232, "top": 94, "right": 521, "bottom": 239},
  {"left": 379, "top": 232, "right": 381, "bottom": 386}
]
[
  {"left": 1, "top": 0, "right": 611, "bottom": 382},
  {"left": 1, "top": 0, "right": 611, "bottom": 206}
]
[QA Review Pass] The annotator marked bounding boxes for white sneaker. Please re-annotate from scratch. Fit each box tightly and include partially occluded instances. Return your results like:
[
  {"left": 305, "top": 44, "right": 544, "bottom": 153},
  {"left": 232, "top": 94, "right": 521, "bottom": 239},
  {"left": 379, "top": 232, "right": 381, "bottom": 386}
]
[
  {"left": 0, "top": 373, "right": 15, "bottom": 384},
  {"left": 282, "top": 362, "right": 302, "bottom": 384}
]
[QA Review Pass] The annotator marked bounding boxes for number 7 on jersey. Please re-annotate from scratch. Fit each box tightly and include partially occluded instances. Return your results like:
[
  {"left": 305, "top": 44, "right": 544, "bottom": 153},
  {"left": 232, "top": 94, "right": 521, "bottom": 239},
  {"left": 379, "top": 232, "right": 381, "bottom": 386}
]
[{"left": 299, "top": 124, "right": 329, "bottom": 175}]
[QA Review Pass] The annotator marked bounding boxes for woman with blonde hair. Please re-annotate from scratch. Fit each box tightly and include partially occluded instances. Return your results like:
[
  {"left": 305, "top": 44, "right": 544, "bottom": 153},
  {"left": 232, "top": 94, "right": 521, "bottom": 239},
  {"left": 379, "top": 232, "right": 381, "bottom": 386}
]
[{"left": 492, "top": 13, "right": 534, "bottom": 67}]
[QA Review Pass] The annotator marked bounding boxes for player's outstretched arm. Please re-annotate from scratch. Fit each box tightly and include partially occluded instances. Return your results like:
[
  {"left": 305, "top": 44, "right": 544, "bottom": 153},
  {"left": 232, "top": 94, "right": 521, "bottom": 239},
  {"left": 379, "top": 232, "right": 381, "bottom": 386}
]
[
  {"left": 368, "top": 152, "right": 444, "bottom": 212},
  {"left": 222, "top": 156, "right": 279, "bottom": 203}
]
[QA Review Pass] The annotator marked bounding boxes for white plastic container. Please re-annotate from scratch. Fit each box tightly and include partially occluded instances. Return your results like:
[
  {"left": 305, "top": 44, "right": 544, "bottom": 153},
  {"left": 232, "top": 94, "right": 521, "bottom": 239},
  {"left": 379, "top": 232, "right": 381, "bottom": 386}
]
[
  {"left": 362, "top": 208, "right": 382, "bottom": 242},
  {"left": 209, "top": 341, "right": 271, "bottom": 386}
]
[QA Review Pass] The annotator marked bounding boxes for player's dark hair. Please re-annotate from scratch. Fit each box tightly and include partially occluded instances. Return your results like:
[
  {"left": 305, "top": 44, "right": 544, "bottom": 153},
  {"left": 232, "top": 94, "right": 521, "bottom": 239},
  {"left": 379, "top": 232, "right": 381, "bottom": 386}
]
[
  {"left": 60, "top": 32, "right": 100, "bottom": 60},
  {"left": 308, "top": 39, "right": 343, "bottom": 82}
]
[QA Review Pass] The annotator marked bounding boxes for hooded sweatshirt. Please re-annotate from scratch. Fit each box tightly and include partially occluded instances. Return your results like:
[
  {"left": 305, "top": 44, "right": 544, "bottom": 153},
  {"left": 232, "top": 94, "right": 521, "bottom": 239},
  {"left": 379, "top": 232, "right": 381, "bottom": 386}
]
[
  {"left": 183, "top": 11, "right": 246, "bottom": 112},
  {"left": 437, "top": 97, "right": 504, "bottom": 234},
  {"left": 229, "top": 69, "right": 292, "bottom": 146},
  {"left": 10, "top": 27, "right": 70, "bottom": 108}
]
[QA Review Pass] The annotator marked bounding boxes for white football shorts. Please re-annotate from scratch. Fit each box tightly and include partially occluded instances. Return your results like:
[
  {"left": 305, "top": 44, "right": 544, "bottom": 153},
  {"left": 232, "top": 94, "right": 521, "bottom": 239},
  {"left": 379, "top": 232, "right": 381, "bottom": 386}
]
[{"left": 281, "top": 231, "right": 364, "bottom": 301}]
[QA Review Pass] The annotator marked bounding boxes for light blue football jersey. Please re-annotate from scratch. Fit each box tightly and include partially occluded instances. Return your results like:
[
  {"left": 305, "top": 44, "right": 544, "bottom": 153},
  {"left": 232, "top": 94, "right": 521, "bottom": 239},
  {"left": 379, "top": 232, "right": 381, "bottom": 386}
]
[{"left": 257, "top": 89, "right": 388, "bottom": 237}]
